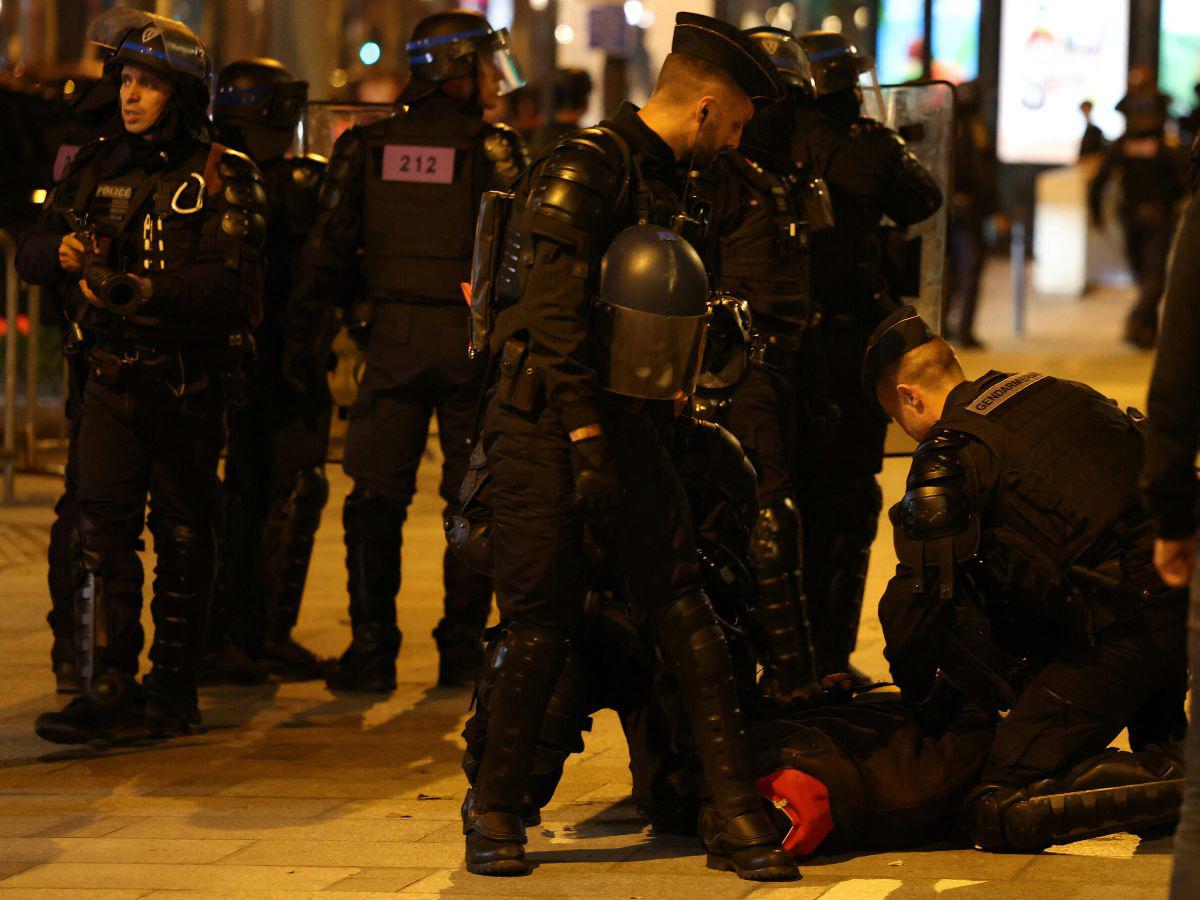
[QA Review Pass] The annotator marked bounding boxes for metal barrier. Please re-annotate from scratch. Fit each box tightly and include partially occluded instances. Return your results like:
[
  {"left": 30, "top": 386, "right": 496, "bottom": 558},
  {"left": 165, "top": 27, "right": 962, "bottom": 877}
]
[{"left": 2, "top": 230, "right": 17, "bottom": 502}]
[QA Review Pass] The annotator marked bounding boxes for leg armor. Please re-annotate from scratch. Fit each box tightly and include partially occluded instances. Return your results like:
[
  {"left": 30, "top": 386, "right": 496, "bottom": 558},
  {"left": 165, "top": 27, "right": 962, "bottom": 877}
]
[
  {"left": 966, "top": 745, "right": 1185, "bottom": 852},
  {"left": 75, "top": 516, "right": 145, "bottom": 691},
  {"left": 654, "top": 592, "right": 797, "bottom": 880},
  {"left": 263, "top": 464, "right": 329, "bottom": 640},
  {"left": 330, "top": 489, "right": 404, "bottom": 691},
  {"left": 145, "top": 517, "right": 215, "bottom": 717},
  {"left": 749, "top": 499, "right": 817, "bottom": 693}
]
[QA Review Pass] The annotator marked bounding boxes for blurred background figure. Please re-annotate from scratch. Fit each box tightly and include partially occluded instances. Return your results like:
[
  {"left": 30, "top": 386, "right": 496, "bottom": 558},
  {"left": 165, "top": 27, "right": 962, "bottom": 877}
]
[
  {"left": 944, "top": 80, "right": 999, "bottom": 349},
  {"left": 1090, "top": 68, "right": 1187, "bottom": 349},
  {"left": 1079, "top": 99, "right": 1108, "bottom": 159},
  {"left": 528, "top": 67, "right": 593, "bottom": 155}
]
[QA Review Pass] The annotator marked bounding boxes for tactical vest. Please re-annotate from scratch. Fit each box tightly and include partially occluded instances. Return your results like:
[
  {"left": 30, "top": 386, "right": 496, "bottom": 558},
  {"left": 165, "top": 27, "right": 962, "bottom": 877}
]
[
  {"left": 938, "top": 371, "right": 1144, "bottom": 606},
  {"left": 80, "top": 143, "right": 210, "bottom": 277},
  {"left": 360, "top": 106, "right": 490, "bottom": 304},
  {"left": 717, "top": 153, "right": 811, "bottom": 328}
]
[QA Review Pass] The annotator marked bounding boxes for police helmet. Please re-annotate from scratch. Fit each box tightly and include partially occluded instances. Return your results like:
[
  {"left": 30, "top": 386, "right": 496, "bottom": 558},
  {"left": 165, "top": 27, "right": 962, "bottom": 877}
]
[
  {"left": 88, "top": 8, "right": 212, "bottom": 89},
  {"left": 593, "top": 225, "right": 710, "bottom": 400},
  {"left": 745, "top": 27, "right": 817, "bottom": 98},
  {"left": 213, "top": 59, "right": 308, "bottom": 161},
  {"left": 796, "top": 31, "right": 874, "bottom": 98},
  {"left": 405, "top": 10, "right": 525, "bottom": 99}
]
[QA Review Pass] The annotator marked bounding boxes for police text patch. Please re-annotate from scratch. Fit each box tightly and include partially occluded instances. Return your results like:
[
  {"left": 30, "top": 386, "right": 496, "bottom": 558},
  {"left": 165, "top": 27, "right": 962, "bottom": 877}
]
[
  {"left": 966, "top": 372, "right": 1048, "bottom": 416},
  {"left": 96, "top": 183, "right": 134, "bottom": 200},
  {"left": 381, "top": 145, "right": 455, "bottom": 184}
]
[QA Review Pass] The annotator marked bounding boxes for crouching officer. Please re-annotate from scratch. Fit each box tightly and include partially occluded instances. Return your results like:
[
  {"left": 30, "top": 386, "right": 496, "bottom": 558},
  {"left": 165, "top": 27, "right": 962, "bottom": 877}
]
[
  {"left": 462, "top": 15, "right": 796, "bottom": 880},
  {"left": 700, "top": 27, "right": 836, "bottom": 700},
  {"left": 865, "top": 307, "right": 1187, "bottom": 851},
  {"left": 16, "top": 9, "right": 267, "bottom": 744},
  {"left": 287, "top": 10, "right": 528, "bottom": 692},
  {"left": 210, "top": 58, "right": 331, "bottom": 680}
]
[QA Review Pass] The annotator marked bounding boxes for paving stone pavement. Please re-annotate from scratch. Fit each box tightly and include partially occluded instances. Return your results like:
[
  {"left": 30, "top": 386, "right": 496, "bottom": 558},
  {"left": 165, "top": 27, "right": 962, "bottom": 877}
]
[{"left": 0, "top": 272, "right": 1180, "bottom": 897}]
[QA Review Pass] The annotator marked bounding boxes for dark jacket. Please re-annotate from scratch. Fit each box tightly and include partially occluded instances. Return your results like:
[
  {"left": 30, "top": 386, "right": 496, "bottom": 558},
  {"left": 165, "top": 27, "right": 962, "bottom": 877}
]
[{"left": 1142, "top": 190, "right": 1200, "bottom": 537}]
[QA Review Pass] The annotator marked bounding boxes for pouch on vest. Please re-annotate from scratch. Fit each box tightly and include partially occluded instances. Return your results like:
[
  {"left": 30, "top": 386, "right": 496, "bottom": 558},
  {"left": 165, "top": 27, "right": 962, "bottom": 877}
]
[
  {"left": 468, "top": 188, "right": 516, "bottom": 359},
  {"left": 495, "top": 338, "right": 543, "bottom": 414}
]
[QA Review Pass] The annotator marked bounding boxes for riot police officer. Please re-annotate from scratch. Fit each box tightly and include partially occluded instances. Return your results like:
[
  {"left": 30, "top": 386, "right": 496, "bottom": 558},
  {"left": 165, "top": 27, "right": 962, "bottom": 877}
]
[
  {"left": 209, "top": 58, "right": 331, "bottom": 681},
  {"left": 287, "top": 11, "right": 528, "bottom": 693},
  {"left": 37, "top": 74, "right": 128, "bottom": 695},
  {"left": 698, "top": 27, "right": 835, "bottom": 700},
  {"left": 865, "top": 307, "right": 1187, "bottom": 851},
  {"left": 461, "top": 14, "right": 796, "bottom": 879},
  {"left": 17, "top": 9, "right": 267, "bottom": 744},
  {"left": 790, "top": 32, "right": 942, "bottom": 679}
]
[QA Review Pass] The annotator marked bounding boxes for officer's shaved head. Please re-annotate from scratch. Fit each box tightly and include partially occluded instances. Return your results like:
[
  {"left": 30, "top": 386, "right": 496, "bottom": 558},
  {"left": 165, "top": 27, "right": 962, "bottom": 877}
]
[
  {"left": 652, "top": 52, "right": 746, "bottom": 106},
  {"left": 877, "top": 337, "right": 965, "bottom": 442},
  {"left": 639, "top": 52, "right": 756, "bottom": 165}
]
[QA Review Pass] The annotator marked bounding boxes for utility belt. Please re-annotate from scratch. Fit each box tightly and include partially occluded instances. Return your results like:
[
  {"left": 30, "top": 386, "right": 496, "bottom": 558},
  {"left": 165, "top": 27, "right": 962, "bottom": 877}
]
[
  {"left": 88, "top": 332, "right": 250, "bottom": 399},
  {"left": 372, "top": 297, "right": 471, "bottom": 325}
]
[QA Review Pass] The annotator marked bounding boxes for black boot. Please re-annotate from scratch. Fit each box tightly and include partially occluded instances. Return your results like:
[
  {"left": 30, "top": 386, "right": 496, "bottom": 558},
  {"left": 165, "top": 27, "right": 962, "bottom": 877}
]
[
  {"left": 325, "top": 625, "right": 400, "bottom": 692},
  {"left": 143, "top": 671, "right": 203, "bottom": 739},
  {"left": 700, "top": 805, "right": 800, "bottom": 880},
  {"left": 329, "top": 492, "right": 403, "bottom": 692},
  {"left": 462, "top": 789, "right": 531, "bottom": 876},
  {"left": 198, "top": 641, "right": 271, "bottom": 685},
  {"left": 35, "top": 669, "right": 145, "bottom": 746},
  {"left": 260, "top": 635, "right": 333, "bottom": 681},
  {"left": 433, "top": 620, "right": 483, "bottom": 688},
  {"left": 656, "top": 594, "right": 798, "bottom": 882}
]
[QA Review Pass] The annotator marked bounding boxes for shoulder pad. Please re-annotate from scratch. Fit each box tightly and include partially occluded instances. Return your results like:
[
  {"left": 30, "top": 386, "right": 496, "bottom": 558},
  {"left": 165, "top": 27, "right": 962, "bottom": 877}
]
[
  {"left": 318, "top": 126, "right": 365, "bottom": 210},
  {"left": 528, "top": 129, "right": 628, "bottom": 236},
  {"left": 898, "top": 433, "right": 972, "bottom": 541},
  {"left": 217, "top": 147, "right": 261, "bottom": 181},
  {"left": 482, "top": 123, "right": 528, "bottom": 187},
  {"left": 287, "top": 154, "right": 326, "bottom": 190},
  {"left": 907, "top": 430, "right": 968, "bottom": 489}
]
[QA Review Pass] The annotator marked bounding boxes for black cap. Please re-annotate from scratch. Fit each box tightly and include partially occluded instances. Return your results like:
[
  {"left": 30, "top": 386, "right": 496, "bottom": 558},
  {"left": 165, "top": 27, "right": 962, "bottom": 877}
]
[
  {"left": 861, "top": 305, "right": 934, "bottom": 395},
  {"left": 672, "top": 13, "right": 781, "bottom": 101}
]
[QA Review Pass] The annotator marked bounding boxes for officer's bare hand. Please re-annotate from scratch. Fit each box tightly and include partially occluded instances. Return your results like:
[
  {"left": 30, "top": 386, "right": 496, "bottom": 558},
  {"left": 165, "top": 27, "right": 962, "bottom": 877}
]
[
  {"left": 58, "top": 234, "right": 89, "bottom": 272},
  {"left": 1154, "top": 536, "right": 1197, "bottom": 587},
  {"left": 78, "top": 279, "right": 102, "bottom": 308}
]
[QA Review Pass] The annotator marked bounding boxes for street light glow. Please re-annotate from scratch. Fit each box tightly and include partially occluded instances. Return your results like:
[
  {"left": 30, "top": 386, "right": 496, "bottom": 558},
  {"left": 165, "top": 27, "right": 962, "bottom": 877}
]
[
  {"left": 359, "top": 41, "right": 381, "bottom": 66},
  {"left": 624, "top": 0, "right": 642, "bottom": 27},
  {"left": 529, "top": 0, "right": 549, "bottom": 10},
  {"left": 555, "top": 24, "right": 575, "bottom": 44}
]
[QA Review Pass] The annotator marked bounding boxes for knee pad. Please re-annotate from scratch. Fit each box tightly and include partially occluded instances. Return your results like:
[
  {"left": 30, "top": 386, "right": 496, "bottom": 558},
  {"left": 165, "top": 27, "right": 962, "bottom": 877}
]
[
  {"left": 750, "top": 499, "right": 802, "bottom": 578},
  {"left": 286, "top": 465, "right": 329, "bottom": 529}
]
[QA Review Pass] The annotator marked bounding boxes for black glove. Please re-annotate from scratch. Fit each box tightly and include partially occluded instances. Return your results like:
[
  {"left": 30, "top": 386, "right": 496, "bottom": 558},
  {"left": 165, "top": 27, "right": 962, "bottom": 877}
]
[
  {"left": 569, "top": 433, "right": 624, "bottom": 515},
  {"left": 282, "top": 306, "right": 339, "bottom": 397}
]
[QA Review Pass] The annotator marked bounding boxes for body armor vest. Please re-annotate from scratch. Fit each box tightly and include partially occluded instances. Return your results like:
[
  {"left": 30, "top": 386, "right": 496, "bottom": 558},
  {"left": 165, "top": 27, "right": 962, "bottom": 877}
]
[
  {"left": 717, "top": 153, "right": 811, "bottom": 329},
  {"left": 938, "top": 371, "right": 1144, "bottom": 606},
  {"left": 360, "top": 104, "right": 490, "bottom": 304}
]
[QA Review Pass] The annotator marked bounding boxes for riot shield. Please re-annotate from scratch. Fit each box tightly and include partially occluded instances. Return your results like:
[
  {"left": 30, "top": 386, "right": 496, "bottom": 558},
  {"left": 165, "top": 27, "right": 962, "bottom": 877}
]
[
  {"left": 860, "top": 81, "right": 954, "bottom": 332},
  {"left": 295, "top": 102, "right": 395, "bottom": 159}
]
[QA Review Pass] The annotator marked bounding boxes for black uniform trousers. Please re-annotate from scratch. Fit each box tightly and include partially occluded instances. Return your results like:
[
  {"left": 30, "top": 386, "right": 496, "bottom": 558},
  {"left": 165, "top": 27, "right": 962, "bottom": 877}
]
[
  {"left": 983, "top": 595, "right": 1187, "bottom": 786},
  {"left": 794, "top": 318, "right": 887, "bottom": 671},
  {"left": 76, "top": 361, "right": 226, "bottom": 688},
  {"left": 1120, "top": 211, "right": 1175, "bottom": 332},
  {"left": 220, "top": 324, "right": 332, "bottom": 653},
  {"left": 725, "top": 361, "right": 798, "bottom": 510},
  {"left": 342, "top": 302, "right": 492, "bottom": 653}
]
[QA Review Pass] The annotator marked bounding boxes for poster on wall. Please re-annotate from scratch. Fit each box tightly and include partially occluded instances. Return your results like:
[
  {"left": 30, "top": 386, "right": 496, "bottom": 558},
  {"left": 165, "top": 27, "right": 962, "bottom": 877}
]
[
  {"left": 997, "top": 0, "right": 1129, "bottom": 165},
  {"left": 1160, "top": 0, "right": 1200, "bottom": 117},
  {"left": 876, "top": 0, "right": 979, "bottom": 85}
]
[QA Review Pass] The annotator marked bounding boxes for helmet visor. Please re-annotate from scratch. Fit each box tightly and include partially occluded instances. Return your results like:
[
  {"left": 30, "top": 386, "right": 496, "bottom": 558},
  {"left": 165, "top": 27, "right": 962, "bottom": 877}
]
[
  {"left": 592, "top": 300, "right": 708, "bottom": 400},
  {"left": 480, "top": 29, "right": 526, "bottom": 96}
]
